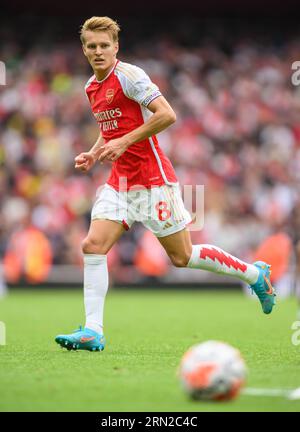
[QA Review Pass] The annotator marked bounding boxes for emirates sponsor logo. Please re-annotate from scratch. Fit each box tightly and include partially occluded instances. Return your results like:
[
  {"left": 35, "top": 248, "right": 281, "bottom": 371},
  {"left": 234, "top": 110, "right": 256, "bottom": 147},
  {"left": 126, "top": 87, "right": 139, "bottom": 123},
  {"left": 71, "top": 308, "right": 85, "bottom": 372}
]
[
  {"left": 93, "top": 107, "right": 122, "bottom": 131},
  {"left": 100, "top": 120, "right": 119, "bottom": 131},
  {"left": 106, "top": 88, "right": 114, "bottom": 104},
  {"left": 94, "top": 108, "right": 122, "bottom": 121}
]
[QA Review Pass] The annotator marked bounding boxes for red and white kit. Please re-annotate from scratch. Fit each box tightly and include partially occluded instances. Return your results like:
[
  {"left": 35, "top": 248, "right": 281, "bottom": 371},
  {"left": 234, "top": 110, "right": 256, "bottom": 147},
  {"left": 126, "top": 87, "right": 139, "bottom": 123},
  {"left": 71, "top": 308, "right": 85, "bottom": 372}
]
[
  {"left": 85, "top": 60, "right": 191, "bottom": 237},
  {"left": 53, "top": 50, "right": 272, "bottom": 350}
]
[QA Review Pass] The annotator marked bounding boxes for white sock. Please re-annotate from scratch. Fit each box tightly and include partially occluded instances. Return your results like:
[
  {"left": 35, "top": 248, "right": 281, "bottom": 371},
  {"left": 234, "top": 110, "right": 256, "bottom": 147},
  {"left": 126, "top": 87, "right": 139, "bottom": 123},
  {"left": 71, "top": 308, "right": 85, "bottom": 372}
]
[
  {"left": 187, "top": 244, "right": 259, "bottom": 284},
  {"left": 84, "top": 254, "right": 108, "bottom": 335}
]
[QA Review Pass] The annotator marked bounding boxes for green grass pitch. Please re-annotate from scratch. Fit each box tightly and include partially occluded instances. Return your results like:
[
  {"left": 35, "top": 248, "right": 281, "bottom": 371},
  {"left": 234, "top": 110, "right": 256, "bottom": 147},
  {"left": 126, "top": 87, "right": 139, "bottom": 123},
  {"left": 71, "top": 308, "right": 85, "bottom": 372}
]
[{"left": 0, "top": 288, "right": 299, "bottom": 412}]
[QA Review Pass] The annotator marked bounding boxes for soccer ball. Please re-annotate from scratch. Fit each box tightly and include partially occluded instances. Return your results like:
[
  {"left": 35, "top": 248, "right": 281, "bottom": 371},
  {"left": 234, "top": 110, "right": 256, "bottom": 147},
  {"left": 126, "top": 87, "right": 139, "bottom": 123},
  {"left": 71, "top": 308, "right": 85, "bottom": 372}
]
[{"left": 178, "top": 340, "right": 247, "bottom": 401}]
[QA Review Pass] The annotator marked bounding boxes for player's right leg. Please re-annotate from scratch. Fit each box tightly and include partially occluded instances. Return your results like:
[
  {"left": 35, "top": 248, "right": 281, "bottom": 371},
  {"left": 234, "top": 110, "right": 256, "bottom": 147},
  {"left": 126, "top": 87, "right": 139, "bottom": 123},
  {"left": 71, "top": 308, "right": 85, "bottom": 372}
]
[{"left": 55, "top": 218, "right": 126, "bottom": 352}]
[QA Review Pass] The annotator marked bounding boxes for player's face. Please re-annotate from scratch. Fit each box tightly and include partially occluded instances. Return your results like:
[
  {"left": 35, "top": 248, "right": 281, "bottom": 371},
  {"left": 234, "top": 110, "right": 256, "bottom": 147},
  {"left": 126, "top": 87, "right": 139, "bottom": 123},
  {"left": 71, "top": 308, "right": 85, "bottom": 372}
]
[{"left": 82, "top": 31, "right": 119, "bottom": 79}]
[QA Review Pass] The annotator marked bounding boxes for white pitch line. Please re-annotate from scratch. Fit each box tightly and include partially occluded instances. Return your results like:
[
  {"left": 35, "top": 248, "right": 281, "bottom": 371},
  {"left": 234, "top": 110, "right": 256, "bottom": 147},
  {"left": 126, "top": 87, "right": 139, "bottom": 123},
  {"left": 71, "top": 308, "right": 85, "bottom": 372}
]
[{"left": 242, "top": 387, "right": 300, "bottom": 400}]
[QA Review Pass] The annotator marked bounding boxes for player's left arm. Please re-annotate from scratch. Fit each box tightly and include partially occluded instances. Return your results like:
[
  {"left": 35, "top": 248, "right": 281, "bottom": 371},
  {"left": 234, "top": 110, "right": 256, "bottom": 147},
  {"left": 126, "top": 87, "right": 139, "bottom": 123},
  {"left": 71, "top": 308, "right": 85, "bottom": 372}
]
[{"left": 98, "top": 96, "right": 176, "bottom": 162}]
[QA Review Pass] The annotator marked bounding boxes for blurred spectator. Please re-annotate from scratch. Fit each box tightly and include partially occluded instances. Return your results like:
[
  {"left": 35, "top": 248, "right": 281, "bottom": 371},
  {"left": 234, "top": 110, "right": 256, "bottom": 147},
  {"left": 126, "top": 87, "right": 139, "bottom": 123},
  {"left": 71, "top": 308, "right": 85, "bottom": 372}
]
[
  {"left": 251, "top": 232, "right": 293, "bottom": 298},
  {"left": 134, "top": 230, "right": 169, "bottom": 281},
  {"left": 4, "top": 224, "right": 52, "bottom": 284}
]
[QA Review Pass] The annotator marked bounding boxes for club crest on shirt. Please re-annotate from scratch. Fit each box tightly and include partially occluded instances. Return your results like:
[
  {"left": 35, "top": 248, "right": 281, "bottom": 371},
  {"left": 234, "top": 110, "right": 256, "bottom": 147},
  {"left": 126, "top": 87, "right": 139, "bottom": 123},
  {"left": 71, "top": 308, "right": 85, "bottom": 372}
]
[{"left": 106, "top": 88, "right": 114, "bottom": 104}]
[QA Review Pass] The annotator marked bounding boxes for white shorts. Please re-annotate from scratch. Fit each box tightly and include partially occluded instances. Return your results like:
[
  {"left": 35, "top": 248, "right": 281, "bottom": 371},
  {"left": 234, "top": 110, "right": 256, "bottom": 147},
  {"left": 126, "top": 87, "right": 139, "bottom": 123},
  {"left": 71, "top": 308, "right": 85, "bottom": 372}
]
[{"left": 91, "top": 183, "right": 192, "bottom": 238}]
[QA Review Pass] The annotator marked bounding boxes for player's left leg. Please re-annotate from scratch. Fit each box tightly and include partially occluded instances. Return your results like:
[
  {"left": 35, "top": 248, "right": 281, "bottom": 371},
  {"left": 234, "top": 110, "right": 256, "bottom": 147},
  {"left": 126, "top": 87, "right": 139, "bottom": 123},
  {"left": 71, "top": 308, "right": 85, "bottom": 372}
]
[
  {"left": 158, "top": 228, "right": 276, "bottom": 314},
  {"left": 55, "top": 183, "right": 132, "bottom": 352},
  {"left": 55, "top": 219, "right": 125, "bottom": 351}
]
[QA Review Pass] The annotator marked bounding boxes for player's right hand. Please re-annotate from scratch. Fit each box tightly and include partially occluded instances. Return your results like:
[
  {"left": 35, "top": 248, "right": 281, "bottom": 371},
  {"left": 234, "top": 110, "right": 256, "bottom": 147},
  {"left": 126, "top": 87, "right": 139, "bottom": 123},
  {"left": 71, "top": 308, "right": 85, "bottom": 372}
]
[{"left": 74, "top": 152, "right": 95, "bottom": 172}]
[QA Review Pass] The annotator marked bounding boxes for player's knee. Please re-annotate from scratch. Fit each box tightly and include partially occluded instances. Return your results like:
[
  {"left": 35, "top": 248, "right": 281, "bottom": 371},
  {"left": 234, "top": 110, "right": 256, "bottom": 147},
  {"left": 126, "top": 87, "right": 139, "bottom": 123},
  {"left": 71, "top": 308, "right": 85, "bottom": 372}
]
[
  {"left": 81, "top": 236, "right": 109, "bottom": 255},
  {"left": 169, "top": 252, "right": 190, "bottom": 268}
]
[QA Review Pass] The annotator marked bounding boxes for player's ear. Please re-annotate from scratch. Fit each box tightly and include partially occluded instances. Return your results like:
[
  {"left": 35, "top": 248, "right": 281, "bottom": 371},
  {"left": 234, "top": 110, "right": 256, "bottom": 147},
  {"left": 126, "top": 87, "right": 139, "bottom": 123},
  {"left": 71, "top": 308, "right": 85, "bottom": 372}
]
[{"left": 114, "top": 42, "right": 119, "bottom": 55}]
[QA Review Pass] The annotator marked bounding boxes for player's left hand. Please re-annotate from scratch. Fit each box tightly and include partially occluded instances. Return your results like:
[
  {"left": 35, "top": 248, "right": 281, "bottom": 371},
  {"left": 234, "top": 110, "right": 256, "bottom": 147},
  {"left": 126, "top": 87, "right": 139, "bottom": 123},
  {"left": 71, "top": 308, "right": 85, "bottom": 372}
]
[{"left": 98, "top": 138, "right": 129, "bottom": 163}]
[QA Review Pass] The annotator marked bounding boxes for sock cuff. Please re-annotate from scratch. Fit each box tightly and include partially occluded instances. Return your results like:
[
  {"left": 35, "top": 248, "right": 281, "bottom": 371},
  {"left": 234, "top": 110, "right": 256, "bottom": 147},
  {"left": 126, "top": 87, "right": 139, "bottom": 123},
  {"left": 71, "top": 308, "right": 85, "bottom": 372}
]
[
  {"left": 83, "top": 254, "right": 107, "bottom": 265},
  {"left": 187, "top": 245, "right": 199, "bottom": 268}
]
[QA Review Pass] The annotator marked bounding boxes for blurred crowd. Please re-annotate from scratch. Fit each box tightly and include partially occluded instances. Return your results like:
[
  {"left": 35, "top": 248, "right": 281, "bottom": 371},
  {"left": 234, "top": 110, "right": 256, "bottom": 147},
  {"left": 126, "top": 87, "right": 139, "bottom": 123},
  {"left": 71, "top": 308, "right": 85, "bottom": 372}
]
[{"left": 1, "top": 23, "right": 300, "bottom": 284}]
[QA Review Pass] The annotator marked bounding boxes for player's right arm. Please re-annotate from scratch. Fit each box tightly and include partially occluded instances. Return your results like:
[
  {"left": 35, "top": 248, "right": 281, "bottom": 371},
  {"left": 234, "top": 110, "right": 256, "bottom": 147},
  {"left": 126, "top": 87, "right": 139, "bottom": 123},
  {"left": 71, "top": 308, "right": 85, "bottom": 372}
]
[{"left": 74, "top": 132, "right": 105, "bottom": 172}]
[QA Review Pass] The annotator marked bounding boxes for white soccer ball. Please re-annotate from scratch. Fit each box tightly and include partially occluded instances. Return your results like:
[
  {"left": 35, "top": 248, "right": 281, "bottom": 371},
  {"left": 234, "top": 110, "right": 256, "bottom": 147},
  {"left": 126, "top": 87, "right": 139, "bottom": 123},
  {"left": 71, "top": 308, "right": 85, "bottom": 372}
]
[{"left": 179, "top": 340, "right": 247, "bottom": 401}]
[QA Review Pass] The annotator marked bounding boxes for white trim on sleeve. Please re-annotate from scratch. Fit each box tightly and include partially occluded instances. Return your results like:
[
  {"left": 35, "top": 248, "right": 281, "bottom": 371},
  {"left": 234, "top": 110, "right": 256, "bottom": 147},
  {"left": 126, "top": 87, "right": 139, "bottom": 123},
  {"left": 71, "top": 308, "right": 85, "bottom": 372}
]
[{"left": 115, "top": 61, "right": 162, "bottom": 107}]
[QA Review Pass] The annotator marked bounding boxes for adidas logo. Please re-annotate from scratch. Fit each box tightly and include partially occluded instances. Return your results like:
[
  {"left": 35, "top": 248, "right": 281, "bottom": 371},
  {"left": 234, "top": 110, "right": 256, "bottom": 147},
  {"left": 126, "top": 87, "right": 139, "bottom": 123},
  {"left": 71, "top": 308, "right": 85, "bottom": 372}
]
[{"left": 163, "top": 222, "right": 173, "bottom": 230}]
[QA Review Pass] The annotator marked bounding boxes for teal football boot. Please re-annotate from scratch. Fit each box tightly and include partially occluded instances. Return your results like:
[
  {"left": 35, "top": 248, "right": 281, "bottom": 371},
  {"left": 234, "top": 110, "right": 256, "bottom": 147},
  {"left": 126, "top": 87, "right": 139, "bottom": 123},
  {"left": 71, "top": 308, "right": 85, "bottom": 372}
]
[
  {"left": 55, "top": 326, "right": 105, "bottom": 351},
  {"left": 249, "top": 261, "right": 276, "bottom": 314}
]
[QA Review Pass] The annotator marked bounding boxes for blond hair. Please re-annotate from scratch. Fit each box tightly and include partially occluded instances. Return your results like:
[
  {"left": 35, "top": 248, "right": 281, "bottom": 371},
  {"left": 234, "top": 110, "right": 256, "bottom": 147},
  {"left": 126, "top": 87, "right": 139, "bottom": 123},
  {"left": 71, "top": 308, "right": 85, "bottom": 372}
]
[{"left": 80, "top": 16, "right": 120, "bottom": 44}]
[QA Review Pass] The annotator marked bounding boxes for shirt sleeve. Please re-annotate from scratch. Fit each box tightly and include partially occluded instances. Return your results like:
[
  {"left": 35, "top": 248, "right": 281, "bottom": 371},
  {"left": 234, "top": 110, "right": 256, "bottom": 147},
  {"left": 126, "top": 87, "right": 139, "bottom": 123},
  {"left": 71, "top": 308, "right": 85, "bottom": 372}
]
[{"left": 115, "top": 63, "right": 162, "bottom": 107}]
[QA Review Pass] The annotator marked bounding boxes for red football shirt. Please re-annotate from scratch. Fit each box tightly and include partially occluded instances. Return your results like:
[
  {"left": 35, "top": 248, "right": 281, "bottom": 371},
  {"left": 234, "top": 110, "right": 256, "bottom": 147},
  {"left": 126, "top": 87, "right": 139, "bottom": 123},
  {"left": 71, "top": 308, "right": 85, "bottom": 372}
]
[{"left": 85, "top": 60, "right": 178, "bottom": 191}]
